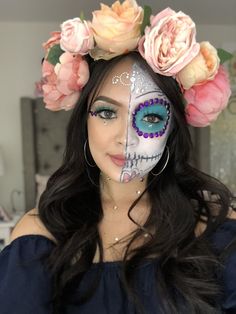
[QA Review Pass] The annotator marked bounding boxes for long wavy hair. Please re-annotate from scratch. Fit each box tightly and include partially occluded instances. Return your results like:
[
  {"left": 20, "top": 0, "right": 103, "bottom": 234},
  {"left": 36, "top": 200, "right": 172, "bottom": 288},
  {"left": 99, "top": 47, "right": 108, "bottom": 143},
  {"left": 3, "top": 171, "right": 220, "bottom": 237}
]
[{"left": 38, "top": 52, "right": 233, "bottom": 314}]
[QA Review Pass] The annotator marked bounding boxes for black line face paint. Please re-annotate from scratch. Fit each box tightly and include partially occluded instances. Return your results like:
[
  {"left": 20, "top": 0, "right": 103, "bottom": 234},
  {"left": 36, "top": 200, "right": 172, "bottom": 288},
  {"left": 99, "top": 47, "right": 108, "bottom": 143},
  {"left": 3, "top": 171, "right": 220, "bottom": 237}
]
[
  {"left": 120, "top": 63, "right": 172, "bottom": 183},
  {"left": 88, "top": 61, "right": 173, "bottom": 183}
]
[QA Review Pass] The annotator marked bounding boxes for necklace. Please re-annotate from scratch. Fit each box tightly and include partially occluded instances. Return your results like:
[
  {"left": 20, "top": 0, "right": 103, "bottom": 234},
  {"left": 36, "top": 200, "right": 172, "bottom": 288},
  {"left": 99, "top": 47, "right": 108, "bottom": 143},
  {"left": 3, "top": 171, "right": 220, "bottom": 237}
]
[{"left": 100, "top": 175, "right": 151, "bottom": 244}]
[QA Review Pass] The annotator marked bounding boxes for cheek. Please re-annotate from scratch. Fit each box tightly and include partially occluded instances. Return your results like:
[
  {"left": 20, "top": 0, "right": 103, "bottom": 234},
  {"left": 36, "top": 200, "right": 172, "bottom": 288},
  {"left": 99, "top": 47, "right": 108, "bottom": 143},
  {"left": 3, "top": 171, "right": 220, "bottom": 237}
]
[
  {"left": 137, "top": 136, "right": 167, "bottom": 155},
  {"left": 87, "top": 117, "right": 113, "bottom": 153}
]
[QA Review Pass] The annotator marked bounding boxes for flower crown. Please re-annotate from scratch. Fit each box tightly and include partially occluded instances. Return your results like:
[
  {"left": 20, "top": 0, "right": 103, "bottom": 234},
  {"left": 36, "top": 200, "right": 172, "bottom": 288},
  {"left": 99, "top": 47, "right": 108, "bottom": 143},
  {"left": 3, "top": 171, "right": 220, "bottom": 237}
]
[{"left": 39, "top": 0, "right": 232, "bottom": 127}]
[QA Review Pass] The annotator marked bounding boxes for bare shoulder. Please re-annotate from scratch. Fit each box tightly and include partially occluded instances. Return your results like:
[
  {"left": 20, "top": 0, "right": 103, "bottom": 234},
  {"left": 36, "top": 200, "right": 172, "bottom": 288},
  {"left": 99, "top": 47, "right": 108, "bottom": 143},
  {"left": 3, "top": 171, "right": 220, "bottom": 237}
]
[
  {"left": 10, "top": 208, "right": 56, "bottom": 244},
  {"left": 195, "top": 208, "right": 236, "bottom": 237},
  {"left": 227, "top": 207, "right": 236, "bottom": 220}
]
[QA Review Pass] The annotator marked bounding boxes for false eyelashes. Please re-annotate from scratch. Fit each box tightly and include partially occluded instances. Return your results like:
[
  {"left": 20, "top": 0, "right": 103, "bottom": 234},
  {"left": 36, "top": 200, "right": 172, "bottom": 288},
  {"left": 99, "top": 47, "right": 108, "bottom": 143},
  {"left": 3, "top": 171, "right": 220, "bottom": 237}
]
[
  {"left": 89, "top": 97, "right": 170, "bottom": 138},
  {"left": 89, "top": 106, "right": 117, "bottom": 120}
]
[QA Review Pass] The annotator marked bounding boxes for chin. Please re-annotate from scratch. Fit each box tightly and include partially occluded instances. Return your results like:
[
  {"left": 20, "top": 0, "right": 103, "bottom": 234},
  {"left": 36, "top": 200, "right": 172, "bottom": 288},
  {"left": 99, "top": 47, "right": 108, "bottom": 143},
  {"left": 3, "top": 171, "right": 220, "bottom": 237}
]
[{"left": 99, "top": 169, "right": 122, "bottom": 183}]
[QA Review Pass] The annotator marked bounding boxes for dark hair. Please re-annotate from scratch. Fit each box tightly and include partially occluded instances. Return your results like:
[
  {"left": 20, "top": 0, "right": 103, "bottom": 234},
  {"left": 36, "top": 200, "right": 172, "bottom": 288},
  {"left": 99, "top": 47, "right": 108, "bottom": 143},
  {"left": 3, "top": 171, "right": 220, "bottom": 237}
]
[{"left": 38, "top": 51, "right": 233, "bottom": 314}]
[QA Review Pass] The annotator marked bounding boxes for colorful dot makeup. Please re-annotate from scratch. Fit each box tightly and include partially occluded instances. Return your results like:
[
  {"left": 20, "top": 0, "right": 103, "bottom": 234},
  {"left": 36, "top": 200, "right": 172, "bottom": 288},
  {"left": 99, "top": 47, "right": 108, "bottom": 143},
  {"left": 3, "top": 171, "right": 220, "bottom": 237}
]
[
  {"left": 132, "top": 97, "right": 170, "bottom": 138},
  {"left": 87, "top": 59, "right": 173, "bottom": 184}
]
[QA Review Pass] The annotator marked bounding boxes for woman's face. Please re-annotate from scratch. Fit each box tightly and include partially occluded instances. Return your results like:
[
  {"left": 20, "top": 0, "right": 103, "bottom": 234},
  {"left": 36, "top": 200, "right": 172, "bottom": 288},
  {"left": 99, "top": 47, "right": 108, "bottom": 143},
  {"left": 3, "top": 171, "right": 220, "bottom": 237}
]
[{"left": 87, "top": 58, "right": 172, "bottom": 183}]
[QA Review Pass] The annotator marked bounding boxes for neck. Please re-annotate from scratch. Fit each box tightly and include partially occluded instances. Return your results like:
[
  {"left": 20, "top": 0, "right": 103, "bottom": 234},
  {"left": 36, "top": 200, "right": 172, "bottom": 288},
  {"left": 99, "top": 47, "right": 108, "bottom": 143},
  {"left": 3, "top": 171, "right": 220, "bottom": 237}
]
[{"left": 100, "top": 173, "right": 149, "bottom": 210}]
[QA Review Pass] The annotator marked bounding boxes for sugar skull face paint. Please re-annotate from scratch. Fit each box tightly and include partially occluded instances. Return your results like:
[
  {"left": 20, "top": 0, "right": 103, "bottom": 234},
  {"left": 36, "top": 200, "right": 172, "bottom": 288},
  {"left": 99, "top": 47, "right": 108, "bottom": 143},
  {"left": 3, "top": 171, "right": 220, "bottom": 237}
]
[{"left": 87, "top": 58, "right": 172, "bottom": 183}]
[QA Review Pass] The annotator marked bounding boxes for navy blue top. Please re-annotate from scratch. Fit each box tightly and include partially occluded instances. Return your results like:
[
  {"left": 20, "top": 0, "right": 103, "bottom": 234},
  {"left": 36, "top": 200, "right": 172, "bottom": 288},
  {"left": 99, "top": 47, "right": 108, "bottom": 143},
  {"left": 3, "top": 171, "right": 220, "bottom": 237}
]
[{"left": 0, "top": 219, "right": 236, "bottom": 314}]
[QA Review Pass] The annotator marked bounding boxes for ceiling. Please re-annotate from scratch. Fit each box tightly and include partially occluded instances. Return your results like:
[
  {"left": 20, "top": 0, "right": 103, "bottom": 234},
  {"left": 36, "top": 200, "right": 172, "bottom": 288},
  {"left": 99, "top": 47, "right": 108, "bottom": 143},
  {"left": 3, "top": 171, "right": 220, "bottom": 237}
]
[{"left": 0, "top": 0, "right": 236, "bottom": 25}]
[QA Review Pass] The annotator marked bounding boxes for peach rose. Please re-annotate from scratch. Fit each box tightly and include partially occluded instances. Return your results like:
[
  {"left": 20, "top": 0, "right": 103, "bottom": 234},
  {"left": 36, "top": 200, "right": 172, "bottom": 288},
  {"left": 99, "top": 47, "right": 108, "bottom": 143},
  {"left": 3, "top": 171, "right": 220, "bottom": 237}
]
[
  {"left": 177, "top": 41, "right": 220, "bottom": 90},
  {"left": 138, "top": 8, "right": 200, "bottom": 76},
  {"left": 60, "top": 18, "right": 94, "bottom": 55},
  {"left": 184, "top": 66, "right": 231, "bottom": 127},
  {"left": 43, "top": 31, "right": 61, "bottom": 52},
  {"left": 90, "top": 0, "right": 144, "bottom": 60},
  {"left": 42, "top": 53, "right": 89, "bottom": 111}
]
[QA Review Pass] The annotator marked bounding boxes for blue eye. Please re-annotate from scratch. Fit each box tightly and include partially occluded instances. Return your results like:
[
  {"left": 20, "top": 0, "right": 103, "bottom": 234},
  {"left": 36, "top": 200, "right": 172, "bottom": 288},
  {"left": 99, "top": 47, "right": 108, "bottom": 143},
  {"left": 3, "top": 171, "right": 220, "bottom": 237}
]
[
  {"left": 90, "top": 106, "right": 117, "bottom": 120},
  {"left": 133, "top": 102, "right": 170, "bottom": 137}
]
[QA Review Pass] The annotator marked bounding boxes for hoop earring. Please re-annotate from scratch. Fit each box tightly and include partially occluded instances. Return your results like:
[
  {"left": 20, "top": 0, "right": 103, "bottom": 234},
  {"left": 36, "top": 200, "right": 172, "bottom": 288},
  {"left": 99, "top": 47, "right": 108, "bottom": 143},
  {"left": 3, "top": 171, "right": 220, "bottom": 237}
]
[
  {"left": 84, "top": 139, "right": 96, "bottom": 167},
  {"left": 151, "top": 146, "right": 169, "bottom": 176}
]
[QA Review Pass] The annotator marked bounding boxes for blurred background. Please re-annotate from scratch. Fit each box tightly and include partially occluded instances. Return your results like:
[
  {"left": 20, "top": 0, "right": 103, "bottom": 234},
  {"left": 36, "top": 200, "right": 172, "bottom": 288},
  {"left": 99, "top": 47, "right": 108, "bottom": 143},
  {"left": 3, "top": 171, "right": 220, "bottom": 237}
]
[{"left": 0, "top": 0, "right": 235, "bottom": 218}]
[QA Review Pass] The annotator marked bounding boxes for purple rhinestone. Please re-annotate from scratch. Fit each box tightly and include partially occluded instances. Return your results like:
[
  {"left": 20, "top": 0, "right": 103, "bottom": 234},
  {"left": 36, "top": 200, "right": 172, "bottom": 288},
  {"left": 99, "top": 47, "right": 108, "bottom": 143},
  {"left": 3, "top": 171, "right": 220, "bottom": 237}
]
[
  {"left": 155, "top": 132, "right": 159, "bottom": 137},
  {"left": 138, "top": 131, "right": 143, "bottom": 136},
  {"left": 144, "top": 101, "right": 149, "bottom": 107},
  {"left": 139, "top": 103, "right": 144, "bottom": 108},
  {"left": 160, "top": 99, "right": 163, "bottom": 104},
  {"left": 154, "top": 98, "right": 159, "bottom": 104},
  {"left": 149, "top": 99, "right": 154, "bottom": 105},
  {"left": 149, "top": 133, "right": 154, "bottom": 138},
  {"left": 143, "top": 133, "right": 149, "bottom": 138}
]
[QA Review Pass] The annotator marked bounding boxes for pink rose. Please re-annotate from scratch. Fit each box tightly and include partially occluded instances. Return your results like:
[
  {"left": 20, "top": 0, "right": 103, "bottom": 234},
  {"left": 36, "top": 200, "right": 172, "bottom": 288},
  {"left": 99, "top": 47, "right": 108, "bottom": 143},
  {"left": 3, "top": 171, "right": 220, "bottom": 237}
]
[
  {"left": 138, "top": 8, "right": 200, "bottom": 76},
  {"left": 42, "top": 53, "right": 89, "bottom": 111},
  {"left": 60, "top": 18, "right": 94, "bottom": 55},
  {"left": 43, "top": 31, "right": 61, "bottom": 52},
  {"left": 90, "top": 0, "right": 144, "bottom": 60},
  {"left": 177, "top": 41, "right": 220, "bottom": 90},
  {"left": 184, "top": 66, "right": 231, "bottom": 127},
  {"left": 34, "top": 78, "right": 47, "bottom": 98}
]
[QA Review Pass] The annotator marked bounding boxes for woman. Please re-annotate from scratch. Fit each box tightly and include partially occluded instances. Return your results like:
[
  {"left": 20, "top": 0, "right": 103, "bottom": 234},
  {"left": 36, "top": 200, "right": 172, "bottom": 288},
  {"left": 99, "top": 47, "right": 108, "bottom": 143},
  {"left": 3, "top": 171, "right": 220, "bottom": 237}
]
[{"left": 1, "top": 1, "right": 236, "bottom": 313}]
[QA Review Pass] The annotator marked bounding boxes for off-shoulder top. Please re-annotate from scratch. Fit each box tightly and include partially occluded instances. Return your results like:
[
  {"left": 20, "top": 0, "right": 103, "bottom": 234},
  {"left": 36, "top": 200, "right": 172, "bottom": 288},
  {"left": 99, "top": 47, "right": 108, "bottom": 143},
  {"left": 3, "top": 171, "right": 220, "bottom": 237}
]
[{"left": 0, "top": 219, "right": 236, "bottom": 314}]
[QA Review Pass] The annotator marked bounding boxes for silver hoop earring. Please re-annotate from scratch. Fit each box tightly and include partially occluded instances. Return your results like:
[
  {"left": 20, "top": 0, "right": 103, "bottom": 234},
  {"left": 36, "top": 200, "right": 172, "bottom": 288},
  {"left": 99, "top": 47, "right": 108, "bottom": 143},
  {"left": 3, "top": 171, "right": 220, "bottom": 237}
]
[
  {"left": 84, "top": 139, "right": 96, "bottom": 167},
  {"left": 151, "top": 146, "right": 169, "bottom": 176}
]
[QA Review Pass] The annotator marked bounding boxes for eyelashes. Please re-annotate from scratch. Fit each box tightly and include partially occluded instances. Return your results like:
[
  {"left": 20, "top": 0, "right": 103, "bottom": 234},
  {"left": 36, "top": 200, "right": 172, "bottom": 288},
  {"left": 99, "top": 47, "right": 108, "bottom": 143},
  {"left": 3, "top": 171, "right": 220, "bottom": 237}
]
[
  {"left": 132, "top": 104, "right": 170, "bottom": 135},
  {"left": 89, "top": 100, "right": 170, "bottom": 137},
  {"left": 141, "top": 112, "right": 163, "bottom": 124},
  {"left": 89, "top": 106, "right": 117, "bottom": 120}
]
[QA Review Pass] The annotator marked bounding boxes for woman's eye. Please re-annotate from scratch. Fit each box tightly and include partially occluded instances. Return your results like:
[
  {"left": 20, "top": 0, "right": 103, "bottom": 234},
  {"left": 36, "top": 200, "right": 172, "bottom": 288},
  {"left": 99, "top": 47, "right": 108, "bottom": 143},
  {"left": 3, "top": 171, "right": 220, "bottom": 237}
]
[
  {"left": 142, "top": 114, "right": 161, "bottom": 124},
  {"left": 132, "top": 103, "right": 169, "bottom": 135},
  {"left": 98, "top": 109, "right": 116, "bottom": 119}
]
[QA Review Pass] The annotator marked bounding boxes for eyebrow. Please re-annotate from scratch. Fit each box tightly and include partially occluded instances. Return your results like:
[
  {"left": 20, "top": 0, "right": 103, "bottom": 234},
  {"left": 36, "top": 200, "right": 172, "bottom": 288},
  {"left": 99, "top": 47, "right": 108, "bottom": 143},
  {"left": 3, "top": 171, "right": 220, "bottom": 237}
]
[
  {"left": 92, "top": 96, "right": 123, "bottom": 107},
  {"left": 135, "top": 90, "right": 165, "bottom": 99}
]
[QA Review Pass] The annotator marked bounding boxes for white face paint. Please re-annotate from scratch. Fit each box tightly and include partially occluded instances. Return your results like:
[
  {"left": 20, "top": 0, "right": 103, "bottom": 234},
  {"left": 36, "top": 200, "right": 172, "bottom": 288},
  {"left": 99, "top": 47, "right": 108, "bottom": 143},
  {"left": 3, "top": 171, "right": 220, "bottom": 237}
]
[
  {"left": 87, "top": 59, "right": 172, "bottom": 183},
  {"left": 120, "top": 63, "right": 172, "bottom": 182}
]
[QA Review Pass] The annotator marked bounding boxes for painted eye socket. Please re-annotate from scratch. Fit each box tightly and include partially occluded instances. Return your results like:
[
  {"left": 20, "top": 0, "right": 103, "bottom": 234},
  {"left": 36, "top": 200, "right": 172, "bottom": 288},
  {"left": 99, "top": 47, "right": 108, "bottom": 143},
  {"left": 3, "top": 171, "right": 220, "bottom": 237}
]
[
  {"left": 90, "top": 106, "right": 117, "bottom": 120},
  {"left": 132, "top": 99, "right": 170, "bottom": 138}
]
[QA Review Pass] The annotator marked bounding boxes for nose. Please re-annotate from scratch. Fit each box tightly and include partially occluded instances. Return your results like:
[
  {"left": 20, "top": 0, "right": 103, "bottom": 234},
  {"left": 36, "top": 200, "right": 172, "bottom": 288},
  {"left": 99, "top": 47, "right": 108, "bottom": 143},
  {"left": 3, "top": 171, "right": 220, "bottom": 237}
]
[{"left": 116, "top": 120, "right": 139, "bottom": 147}]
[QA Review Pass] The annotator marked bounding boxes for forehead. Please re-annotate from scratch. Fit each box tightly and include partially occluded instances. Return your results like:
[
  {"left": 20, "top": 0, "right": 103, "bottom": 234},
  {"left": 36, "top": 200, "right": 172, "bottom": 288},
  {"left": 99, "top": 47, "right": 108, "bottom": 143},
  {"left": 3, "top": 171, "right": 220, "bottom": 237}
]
[{"left": 95, "top": 57, "right": 166, "bottom": 101}]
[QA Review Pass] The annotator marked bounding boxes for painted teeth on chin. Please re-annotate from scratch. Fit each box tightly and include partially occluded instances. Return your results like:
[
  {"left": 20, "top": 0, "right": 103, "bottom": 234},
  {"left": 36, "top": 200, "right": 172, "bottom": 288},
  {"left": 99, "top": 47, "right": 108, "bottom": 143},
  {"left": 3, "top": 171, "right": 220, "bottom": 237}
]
[{"left": 125, "top": 152, "right": 162, "bottom": 167}]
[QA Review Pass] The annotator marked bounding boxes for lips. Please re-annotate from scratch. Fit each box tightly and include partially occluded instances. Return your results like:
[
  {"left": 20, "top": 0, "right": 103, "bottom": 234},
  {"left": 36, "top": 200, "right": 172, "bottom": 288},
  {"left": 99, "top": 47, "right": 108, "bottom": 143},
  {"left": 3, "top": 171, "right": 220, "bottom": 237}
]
[{"left": 109, "top": 154, "right": 126, "bottom": 167}]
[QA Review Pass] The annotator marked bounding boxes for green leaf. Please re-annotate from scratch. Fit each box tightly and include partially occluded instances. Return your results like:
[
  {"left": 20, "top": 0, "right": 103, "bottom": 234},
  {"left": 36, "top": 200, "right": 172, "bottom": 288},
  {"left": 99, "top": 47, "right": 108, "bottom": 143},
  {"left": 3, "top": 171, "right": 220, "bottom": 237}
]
[
  {"left": 217, "top": 48, "right": 233, "bottom": 64},
  {"left": 80, "top": 11, "right": 85, "bottom": 21},
  {"left": 140, "top": 5, "right": 152, "bottom": 35},
  {"left": 46, "top": 44, "right": 64, "bottom": 66}
]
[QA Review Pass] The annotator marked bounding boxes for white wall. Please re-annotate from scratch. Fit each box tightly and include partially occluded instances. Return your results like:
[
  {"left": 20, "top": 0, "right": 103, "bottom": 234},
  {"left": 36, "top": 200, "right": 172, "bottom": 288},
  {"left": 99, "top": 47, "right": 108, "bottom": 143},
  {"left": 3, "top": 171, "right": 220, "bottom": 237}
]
[
  {"left": 0, "top": 22, "right": 235, "bottom": 214},
  {"left": 0, "top": 21, "right": 59, "bottom": 213}
]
